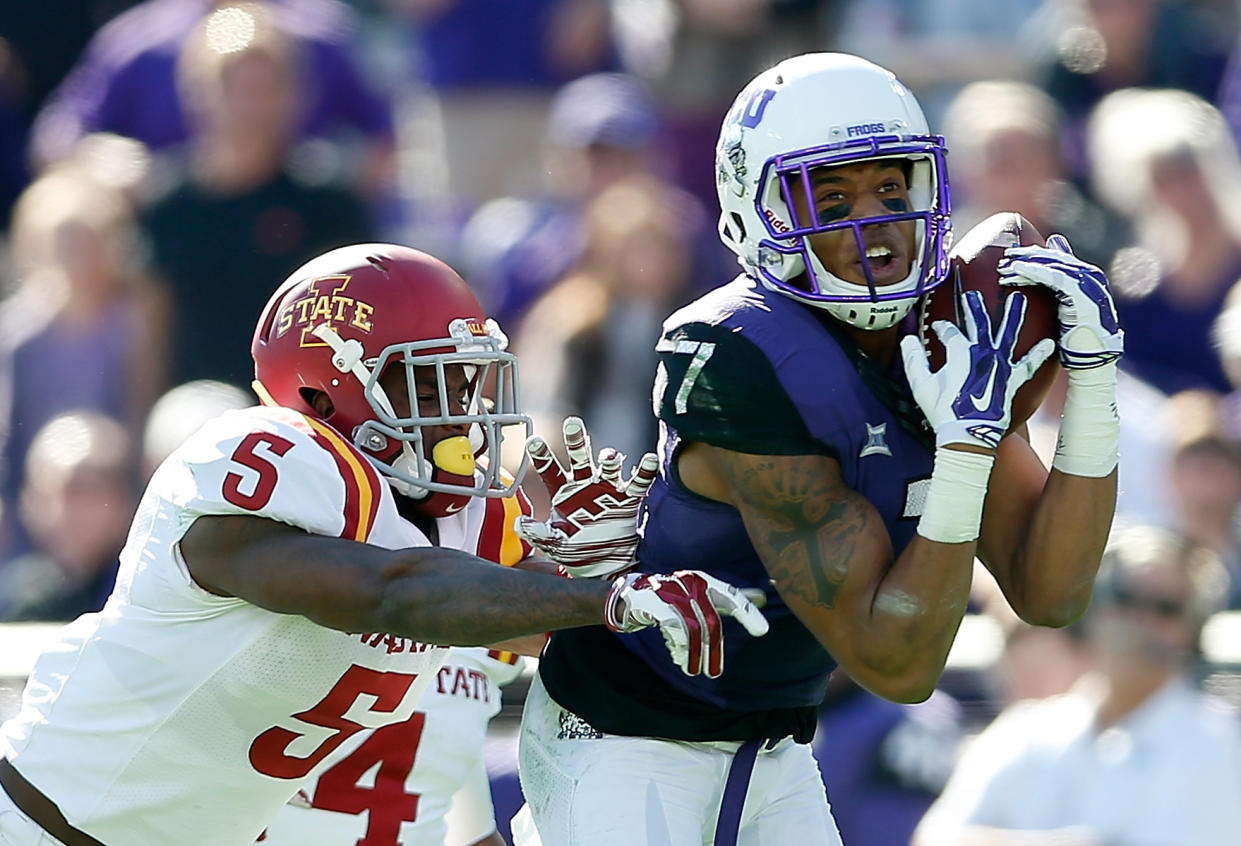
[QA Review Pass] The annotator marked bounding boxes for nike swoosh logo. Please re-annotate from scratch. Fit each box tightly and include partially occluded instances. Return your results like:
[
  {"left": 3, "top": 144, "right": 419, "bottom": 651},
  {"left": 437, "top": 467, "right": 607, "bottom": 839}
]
[{"left": 969, "top": 364, "right": 999, "bottom": 413}]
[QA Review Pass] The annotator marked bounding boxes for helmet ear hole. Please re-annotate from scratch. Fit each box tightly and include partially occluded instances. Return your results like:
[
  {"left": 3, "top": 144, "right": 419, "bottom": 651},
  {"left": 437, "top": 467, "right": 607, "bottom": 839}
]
[
  {"left": 302, "top": 388, "right": 334, "bottom": 418},
  {"left": 719, "top": 212, "right": 748, "bottom": 254},
  {"left": 729, "top": 212, "right": 747, "bottom": 242}
]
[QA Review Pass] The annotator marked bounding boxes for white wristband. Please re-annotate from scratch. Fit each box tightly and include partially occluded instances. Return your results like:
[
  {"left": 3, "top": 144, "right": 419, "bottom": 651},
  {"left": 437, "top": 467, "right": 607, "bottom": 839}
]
[
  {"left": 917, "top": 448, "right": 996, "bottom": 544},
  {"left": 1053, "top": 362, "right": 1119, "bottom": 478}
]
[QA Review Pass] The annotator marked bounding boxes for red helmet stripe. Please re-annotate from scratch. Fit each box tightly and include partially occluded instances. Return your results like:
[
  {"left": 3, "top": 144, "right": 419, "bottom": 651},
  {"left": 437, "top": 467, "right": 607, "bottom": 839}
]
[{"left": 304, "top": 417, "right": 382, "bottom": 542}]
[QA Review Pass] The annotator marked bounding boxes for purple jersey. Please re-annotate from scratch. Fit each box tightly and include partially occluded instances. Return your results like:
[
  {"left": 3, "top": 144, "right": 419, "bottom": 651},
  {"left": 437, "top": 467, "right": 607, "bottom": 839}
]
[{"left": 539, "top": 276, "right": 935, "bottom": 743}]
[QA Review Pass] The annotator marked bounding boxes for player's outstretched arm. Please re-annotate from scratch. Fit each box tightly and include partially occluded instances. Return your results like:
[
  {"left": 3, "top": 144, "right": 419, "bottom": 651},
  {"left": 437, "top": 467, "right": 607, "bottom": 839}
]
[
  {"left": 182, "top": 514, "right": 609, "bottom": 642},
  {"left": 179, "top": 514, "right": 764, "bottom": 677},
  {"left": 983, "top": 234, "right": 1123, "bottom": 627}
]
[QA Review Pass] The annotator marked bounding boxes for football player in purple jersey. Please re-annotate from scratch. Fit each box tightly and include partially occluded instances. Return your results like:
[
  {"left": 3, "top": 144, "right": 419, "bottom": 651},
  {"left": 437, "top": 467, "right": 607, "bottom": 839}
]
[{"left": 511, "top": 52, "right": 1126, "bottom": 845}]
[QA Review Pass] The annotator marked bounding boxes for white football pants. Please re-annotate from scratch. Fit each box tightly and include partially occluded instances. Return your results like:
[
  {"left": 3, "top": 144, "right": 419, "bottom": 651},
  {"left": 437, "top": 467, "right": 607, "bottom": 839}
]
[{"left": 515, "top": 674, "right": 842, "bottom": 846}]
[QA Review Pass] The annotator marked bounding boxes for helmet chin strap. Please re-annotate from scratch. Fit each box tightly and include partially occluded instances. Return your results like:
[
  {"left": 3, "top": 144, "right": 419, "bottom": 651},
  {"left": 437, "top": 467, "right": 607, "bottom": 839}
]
[
  {"left": 312, "top": 323, "right": 429, "bottom": 495},
  {"left": 388, "top": 448, "right": 430, "bottom": 499},
  {"left": 311, "top": 323, "right": 394, "bottom": 412},
  {"left": 466, "top": 391, "right": 486, "bottom": 453}
]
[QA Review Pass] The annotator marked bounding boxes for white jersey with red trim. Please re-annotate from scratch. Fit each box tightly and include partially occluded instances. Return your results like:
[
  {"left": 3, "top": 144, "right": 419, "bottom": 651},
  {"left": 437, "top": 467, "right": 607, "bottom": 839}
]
[
  {"left": 259, "top": 480, "right": 536, "bottom": 846},
  {"left": 0, "top": 406, "right": 451, "bottom": 846},
  {"left": 260, "top": 647, "right": 526, "bottom": 846}
]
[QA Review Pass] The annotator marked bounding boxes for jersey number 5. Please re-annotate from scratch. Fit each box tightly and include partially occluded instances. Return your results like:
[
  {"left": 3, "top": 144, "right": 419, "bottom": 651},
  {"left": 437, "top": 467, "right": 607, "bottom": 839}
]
[{"left": 224, "top": 432, "right": 295, "bottom": 510}]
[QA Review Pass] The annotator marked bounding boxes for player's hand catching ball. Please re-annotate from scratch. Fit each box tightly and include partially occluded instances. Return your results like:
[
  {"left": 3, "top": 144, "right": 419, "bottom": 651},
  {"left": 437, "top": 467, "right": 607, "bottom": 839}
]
[
  {"left": 902, "top": 290, "right": 1056, "bottom": 450},
  {"left": 603, "top": 570, "right": 769, "bottom": 678},
  {"left": 998, "top": 234, "right": 1124, "bottom": 370},
  {"left": 514, "top": 416, "right": 659, "bottom": 578}
]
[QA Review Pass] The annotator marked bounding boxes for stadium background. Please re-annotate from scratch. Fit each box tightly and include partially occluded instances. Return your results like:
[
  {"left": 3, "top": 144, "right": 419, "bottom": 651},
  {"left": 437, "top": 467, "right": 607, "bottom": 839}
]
[{"left": 3, "top": 0, "right": 1241, "bottom": 842}]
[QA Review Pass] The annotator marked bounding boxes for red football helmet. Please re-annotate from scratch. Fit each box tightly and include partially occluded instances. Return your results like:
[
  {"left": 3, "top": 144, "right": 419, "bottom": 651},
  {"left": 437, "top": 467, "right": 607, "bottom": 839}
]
[{"left": 252, "top": 243, "right": 531, "bottom": 515}]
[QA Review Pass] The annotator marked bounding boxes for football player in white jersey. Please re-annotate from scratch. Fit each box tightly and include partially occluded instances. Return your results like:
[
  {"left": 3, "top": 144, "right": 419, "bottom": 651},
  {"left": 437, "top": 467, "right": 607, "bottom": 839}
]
[
  {"left": 0, "top": 243, "right": 767, "bottom": 846},
  {"left": 259, "top": 646, "right": 527, "bottom": 846},
  {"left": 259, "top": 463, "right": 536, "bottom": 846},
  {"left": 259, "top": 451, "right": 537, "bottom": 845}
]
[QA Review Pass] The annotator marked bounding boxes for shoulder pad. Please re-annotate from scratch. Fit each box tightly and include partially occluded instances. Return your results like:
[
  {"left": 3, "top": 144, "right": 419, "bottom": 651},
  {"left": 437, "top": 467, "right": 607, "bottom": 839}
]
[{"left": 164, "top": 407, "right": 387, "bottom": 542}]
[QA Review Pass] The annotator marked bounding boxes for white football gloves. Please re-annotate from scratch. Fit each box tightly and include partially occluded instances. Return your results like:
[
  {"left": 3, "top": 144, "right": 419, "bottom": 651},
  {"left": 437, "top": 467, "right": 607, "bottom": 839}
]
[
  {"left": 603, "top": 570, "right": 769, "bottom": 678},
  {"left": 1000, "top": 233, "right": 1122, "bottom": 477},
  {"left": 901, "top": 290, "right": 1055, "bottom": 450},
  {"left": 998, "top": 234, "right": 1125, "bottom": 370},
  {"left": 514, "top": 417, "right": 659, "bottom": 578}
]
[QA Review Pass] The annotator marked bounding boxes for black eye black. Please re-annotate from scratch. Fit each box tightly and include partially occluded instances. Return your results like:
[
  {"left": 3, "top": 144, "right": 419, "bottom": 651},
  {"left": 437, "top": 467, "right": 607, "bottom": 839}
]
[{"left": 817, "top": 204, "right": 849, "bottom": 224}]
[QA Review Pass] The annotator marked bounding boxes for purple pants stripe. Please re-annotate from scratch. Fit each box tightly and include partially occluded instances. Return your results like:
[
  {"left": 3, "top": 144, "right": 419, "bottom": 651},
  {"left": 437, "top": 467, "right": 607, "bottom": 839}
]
[{"left": 713, "top": 738, "right": 762, "bottom": 846}]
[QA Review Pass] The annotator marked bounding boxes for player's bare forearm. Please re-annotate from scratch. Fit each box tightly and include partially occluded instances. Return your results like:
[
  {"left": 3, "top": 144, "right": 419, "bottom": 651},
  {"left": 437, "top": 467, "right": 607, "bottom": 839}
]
[
  {"left": 995, "top": 468, "right": 1115, "bottom": 626},
  {"left": 480, "top": 556, "right": 561, "bottom": 655},
  {"left": 180, "top": 515, "right": 611, "bottom": 644},
  {"left": 706, "top": 448, "right": 975, "bottom": 702},
  {"left": 373, "top": 553, "right": 613, "bottom": 645},
  {"left": 978, "top": 433, "right": 1116, "bottom": 627}
]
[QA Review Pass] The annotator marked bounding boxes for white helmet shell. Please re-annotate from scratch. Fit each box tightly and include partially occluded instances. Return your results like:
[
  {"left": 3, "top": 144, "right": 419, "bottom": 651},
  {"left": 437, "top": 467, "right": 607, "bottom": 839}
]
[{"left": 715, "top": 53, "right": 953, "bottom": 329}]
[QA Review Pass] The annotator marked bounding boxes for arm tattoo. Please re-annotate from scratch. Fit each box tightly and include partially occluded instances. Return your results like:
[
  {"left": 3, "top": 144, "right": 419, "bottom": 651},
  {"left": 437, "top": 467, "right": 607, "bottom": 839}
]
[{"left": 721, "top": 455, "right": 868, "bottom": 609}]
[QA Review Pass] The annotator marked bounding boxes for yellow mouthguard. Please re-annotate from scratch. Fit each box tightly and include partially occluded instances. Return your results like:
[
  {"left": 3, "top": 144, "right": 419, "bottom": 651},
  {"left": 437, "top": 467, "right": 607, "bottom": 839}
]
[{"left": 432, "top": 436, "right": 475, "bottom": 476}]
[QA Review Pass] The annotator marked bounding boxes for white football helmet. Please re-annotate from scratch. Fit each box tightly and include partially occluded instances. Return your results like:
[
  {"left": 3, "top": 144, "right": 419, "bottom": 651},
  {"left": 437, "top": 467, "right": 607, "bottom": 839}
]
[{"left": 715, "top": 53, "right": 953, "bottom": 329}]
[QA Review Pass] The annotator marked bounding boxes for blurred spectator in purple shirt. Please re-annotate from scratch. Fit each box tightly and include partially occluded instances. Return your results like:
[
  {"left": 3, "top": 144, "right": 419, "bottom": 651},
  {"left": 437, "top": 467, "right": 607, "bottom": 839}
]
[
  {"left": 614, "top": 0, "right": 833, "bottom": 214},
  {"left": 0, "top": 164, "right": 166, "bottom": 564},
  {"left": 513, "top": 173, "right": 704, "bottom": 462},
  {"left": 940, "top": 78, "right": 1128, "bottom": 270},
  {"left": 813, "top": 673, "right": 964, "bottom": 846},
  {"left": 27, "top": 0, "right": 396, "bottom": 201}
]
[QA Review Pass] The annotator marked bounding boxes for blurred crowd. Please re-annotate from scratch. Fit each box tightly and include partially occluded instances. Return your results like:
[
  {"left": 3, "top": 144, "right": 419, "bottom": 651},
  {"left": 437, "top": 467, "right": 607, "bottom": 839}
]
[{"left": 2, "top": 0, "right": 1241, "bottom": 842}]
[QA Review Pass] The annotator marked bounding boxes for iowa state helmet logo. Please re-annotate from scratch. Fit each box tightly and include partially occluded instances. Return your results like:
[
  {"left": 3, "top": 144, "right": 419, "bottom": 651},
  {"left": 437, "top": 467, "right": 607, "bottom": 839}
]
[{"left": 275, "top": 275, "right": 376, "bottom": 347}]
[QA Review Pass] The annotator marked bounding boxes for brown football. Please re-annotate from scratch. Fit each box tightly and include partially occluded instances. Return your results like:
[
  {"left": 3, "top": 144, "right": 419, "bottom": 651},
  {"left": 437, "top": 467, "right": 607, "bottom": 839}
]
[{"left": 917, "top": 212, "right": 1061, "bottom": 432}]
